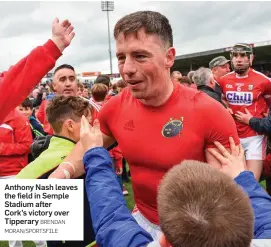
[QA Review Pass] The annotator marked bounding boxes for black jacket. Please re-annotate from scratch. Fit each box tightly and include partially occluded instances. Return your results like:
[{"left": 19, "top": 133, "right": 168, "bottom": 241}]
[
  {"left": 197, "top": 85, "right": 226, "bottom": 108},
  {"left": 249, "top": 111, "right": 271, "bottom": 134}
]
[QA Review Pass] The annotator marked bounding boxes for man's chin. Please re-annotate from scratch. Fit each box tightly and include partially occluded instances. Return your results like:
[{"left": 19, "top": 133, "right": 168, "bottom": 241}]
[{"left": 63, "top": 91, "right": 75, "bottom": 96}]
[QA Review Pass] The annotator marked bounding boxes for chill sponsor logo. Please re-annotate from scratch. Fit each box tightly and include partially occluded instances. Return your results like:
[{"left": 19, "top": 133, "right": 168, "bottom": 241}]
[{"left": 226, "top": 91, "right": 253, "bottom": 105}]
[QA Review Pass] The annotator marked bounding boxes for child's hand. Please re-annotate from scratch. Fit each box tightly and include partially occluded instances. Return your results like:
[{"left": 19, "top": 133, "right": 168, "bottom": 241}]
[
  {"left": 80, "top": 116, "right": 103, "bottom": 153},
  {"left": 208, "top": 137, "right": 247, "bottom": 178}
]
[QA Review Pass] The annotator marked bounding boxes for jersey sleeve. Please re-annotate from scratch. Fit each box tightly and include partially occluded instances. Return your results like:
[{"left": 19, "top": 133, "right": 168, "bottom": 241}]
[
  {"left": 263, "top": 77, "right": 271, "bottom": 95},
  {"left": 0, "top": 40, "right": 61, "bottom": 124},
  {"left": 98, "top": 95, "right": 120, "bottom": 137},
  {"left": 195, "top": 93, "right": 240, "bottom": 149}
]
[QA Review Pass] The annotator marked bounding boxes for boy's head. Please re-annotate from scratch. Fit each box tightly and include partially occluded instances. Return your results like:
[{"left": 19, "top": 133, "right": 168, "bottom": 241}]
[
  {"left": 94, "top": 75, "right": 111, "bottom": 88},
  {"left": 77, "top": 82, "right": 84, "bottom": 96},
  {"left": 17, "top": 98, "right": 33, "bottom": 118},
  {"left": 157, "top": 161, "right": 254, "bottom": 247},
  {"left": 91, "top": 84, "right": 108, "bottom": 102},
  {"left": 46, "top": 96, "right": 93, "bottom": 142}
]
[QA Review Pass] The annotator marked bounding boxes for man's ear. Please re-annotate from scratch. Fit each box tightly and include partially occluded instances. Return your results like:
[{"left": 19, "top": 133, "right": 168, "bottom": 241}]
[
  {"left": 159, "top": 233, "right": 172, "bottom": 247},
  {"left": 165, "top": 47, "right": 176, "bottom": 69},
  {"left": 52, "top": 81, "right": 57, "bottom": 92},
  {"left": 249, "top": 54, "right": 254, "bottom": 66}
]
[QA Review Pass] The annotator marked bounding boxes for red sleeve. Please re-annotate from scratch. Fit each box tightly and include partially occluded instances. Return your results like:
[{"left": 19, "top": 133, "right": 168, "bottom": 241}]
[
  {"left": 110, "top": 146, "right": 123, "bottom": 169},
  {"left": 0, "top": 39, "right": 62, "bottom": 124},
  {"left": 98, "top": 95, "right": 120, "bottom": 137},
  {"left": 195, "top": 93, "right": 240, "bottom": 149},
  {"left": 263, "top": 78, "right": 271, "bottom": 95},
  {"left": 0, "top": 114, "right": 32, "bottom": 157},
  {"left": 36, "top": 100, "right": 46, "bottom": 124}
]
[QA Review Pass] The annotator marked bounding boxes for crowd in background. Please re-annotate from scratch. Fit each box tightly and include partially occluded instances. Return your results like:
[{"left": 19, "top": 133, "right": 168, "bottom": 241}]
[{"left": 1, "top": 10, "right": 271, "bottom": 247}]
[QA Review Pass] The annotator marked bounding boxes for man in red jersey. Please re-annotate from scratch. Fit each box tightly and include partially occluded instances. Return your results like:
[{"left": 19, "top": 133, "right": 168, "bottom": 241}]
[
  {"left": 0, "top": 18, "right": 75, "bottom": 124},
  {"left": 218, "top": 43, "right": 271, "bottom": 181},
  {"left": 52, "top": 11, "right": 239, "bottom": 240}
]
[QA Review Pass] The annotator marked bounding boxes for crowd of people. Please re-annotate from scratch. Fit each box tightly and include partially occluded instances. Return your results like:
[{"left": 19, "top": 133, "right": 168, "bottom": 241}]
[{"left": 1, "top": 10, "right": 271, "bottom": 247}]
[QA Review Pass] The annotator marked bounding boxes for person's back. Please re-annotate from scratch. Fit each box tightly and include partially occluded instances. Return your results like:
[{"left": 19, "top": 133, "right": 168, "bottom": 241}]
[
  {"left": 0, "top": 109, "right": 32, "bottom": 178},
  {"left": 17, "top": 96, "right": 96, "bottom": 247}
]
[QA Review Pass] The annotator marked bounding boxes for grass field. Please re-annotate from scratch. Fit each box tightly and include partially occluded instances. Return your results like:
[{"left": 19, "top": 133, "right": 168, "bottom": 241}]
[{"left": 0, "top": 181, "right": 135, "bottom": 247}]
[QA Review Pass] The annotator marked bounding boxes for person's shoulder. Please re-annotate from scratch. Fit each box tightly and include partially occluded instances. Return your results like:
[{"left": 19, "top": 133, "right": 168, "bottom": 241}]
[
  {"left": 193, "top": 89, "right": 227, "bottom": 113},
  {"left": 219, "top": 71, "right": 236, "bottom": 83},
  {"left": 178, "top": 83, "right": 200, "bottom": 100},
  {"left": 251, "top": 69, "right": 271, "bottom": 82}
]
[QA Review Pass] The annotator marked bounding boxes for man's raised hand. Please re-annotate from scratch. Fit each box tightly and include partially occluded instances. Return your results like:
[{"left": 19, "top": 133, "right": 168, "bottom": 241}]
[{"left": 51, "top": 18, "right": 75, "bottom": 53}]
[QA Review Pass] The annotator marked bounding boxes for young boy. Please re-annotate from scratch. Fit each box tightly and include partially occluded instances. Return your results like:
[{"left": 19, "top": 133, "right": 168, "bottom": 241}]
[
  {"left": 16, "top": 96, "right": 97, "bottom": 247},
  {"left": 17, "top": 98, "right": 45, "bottom": 139},
  {"left": 78, "top": 118, "right": 271, "bottom": 247}
]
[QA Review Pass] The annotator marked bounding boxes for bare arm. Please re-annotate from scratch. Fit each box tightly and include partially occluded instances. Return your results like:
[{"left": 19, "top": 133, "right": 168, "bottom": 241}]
[{"left": 49, "top": 133, "right": 116, "bottom": 179}]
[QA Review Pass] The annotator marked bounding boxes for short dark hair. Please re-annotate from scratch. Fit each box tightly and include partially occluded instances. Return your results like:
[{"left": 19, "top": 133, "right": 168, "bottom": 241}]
[
  {"left": 54, "top": 64, "right": 75, "bottom": 75},
  {"left": 158, "top": 161, "right": 253, "bottom": 247},
  {"left": 94, "top": 75, "right": 111, "bottom": 88},
  {"left": 21, "top": 98, "right": 33, "bottom": 109},
  {"left": 46, "top": 96, "right": 93, "bottom": 133},
  {"left": 114, "top": 11, "right": 173, "bottom": 48}
]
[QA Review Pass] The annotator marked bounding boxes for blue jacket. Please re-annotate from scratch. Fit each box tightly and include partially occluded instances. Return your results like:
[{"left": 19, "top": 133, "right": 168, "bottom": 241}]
[{"left": 83, "top": 147, "right": 271, "bottom": 247}]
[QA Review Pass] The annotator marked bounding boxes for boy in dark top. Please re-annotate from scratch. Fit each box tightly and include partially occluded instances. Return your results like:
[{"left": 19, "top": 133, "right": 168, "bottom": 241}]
[{"left": 17, "top": 98, "right": 45, "bottom": 139}]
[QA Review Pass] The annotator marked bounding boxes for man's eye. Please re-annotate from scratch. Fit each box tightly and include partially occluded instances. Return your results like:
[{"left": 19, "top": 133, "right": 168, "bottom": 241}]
[{"left": 136, "top": 55, "right": 146, "bottom": 59}]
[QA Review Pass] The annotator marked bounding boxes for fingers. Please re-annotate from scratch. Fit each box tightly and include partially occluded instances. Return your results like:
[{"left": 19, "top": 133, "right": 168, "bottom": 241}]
[
  {"left": 61, "top": 19, "right": 69, "bottom": 27},
  {"left": 227, "top": 108, "right": 233, "bottom": 114},
  {"left": 82, "top": 115, "right": 91, "bottom": 131},
  {"left": 53, "top": 17, "right": 59, "bottom": 25},
  {"left": 80, "top": 116, "right": 85, "bottom": 137},
  {"left": 213, "top": 141, "right": 231, "bottom": 159},
  {"left": 229, "top": 137, "right": 238, "bottom": 156},
  {"left": 65, "top": 25, "right": 74, "bottom": 35},
  {"left": 93, "top": 119, "right": 100, "bottom": 130},
  {"left": 208, "top": 149, "right": 228, "bottom": 165},
  {"left": 69, "top": 32, "right": 75, "bottom": 40},
  {"left": 238, "top": 144, "right": 245, "bottom": 158},
  {"left": 245, "top": 108, "right": 250, "bottom": 114}
]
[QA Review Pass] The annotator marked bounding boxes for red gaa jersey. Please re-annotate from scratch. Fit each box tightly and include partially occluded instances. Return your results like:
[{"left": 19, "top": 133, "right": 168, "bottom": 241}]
[
  {"left": 219, "top": 69, "right": 271, "bottom": 138},
  {"left": 98, "top": 82, "right": 239, "bottom": 225}
]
